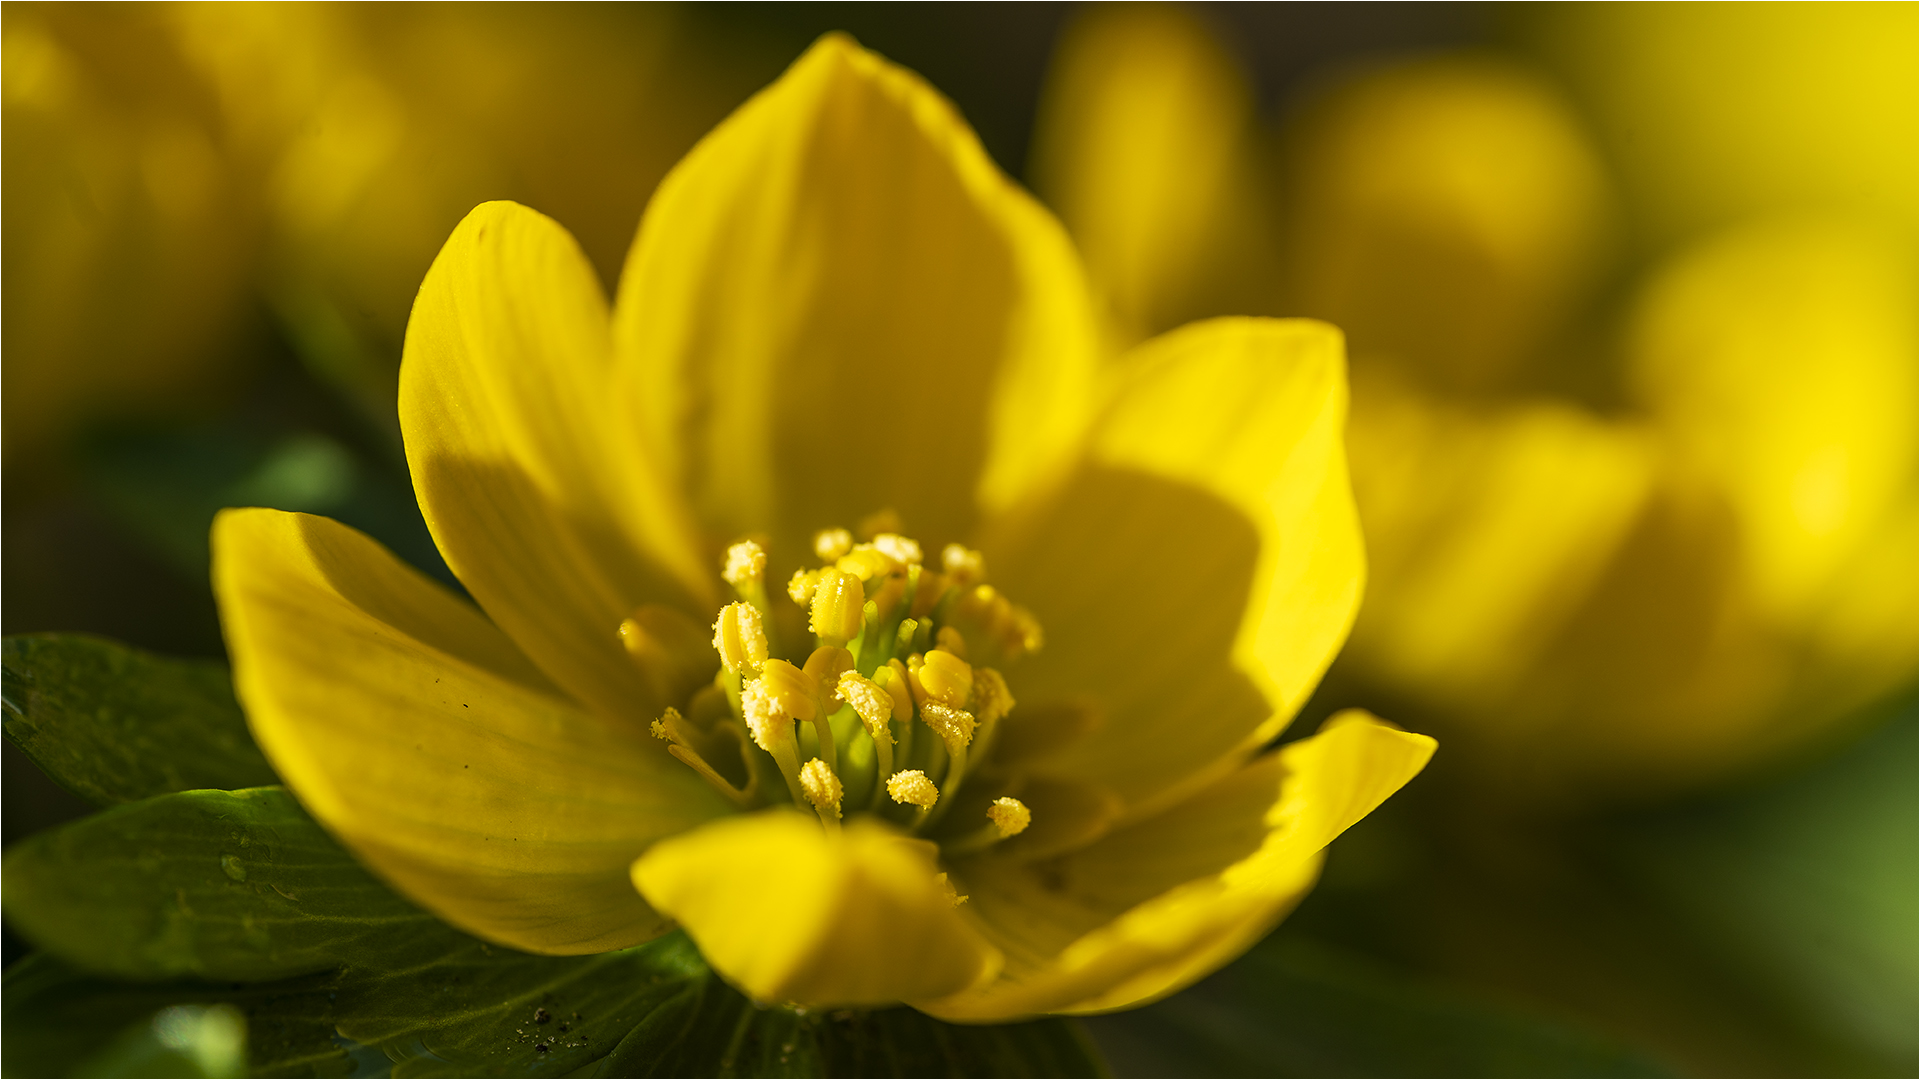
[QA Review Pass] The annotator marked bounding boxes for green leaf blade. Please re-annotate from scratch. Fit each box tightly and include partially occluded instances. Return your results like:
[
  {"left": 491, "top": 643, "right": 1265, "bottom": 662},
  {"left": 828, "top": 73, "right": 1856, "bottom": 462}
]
[
  {"left": 2, "top": 786, "right": 440, "bottom": 982},
  {"left": 2, "top": 633, "right": 278, "bottom": 804}
]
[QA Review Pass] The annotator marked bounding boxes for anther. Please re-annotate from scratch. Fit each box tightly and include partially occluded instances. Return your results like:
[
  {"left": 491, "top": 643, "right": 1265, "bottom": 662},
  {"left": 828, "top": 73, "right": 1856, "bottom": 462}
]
[
  {"left": 810, "top": 568, "right": 866, "bottom": 646},
  {"left": 935, "top": 872, "right": 968, "bottom": 906},
  {"left": 941, "top": 544, "right": 985, "bottom": 588},
  {"left": 857, "top": 508, "right": 903, "bottom": 540},
  {"left": 943, "top": 796, "right": 1035, "bottom": 855},
  {"left": 721, "top": 540, "right": 767, "bottom": 589},
  {"left": 838, "top": 545, "right": 897, "bottom": 582},
  {"left": 757, "top": 659, "right": 819, "bottom": 722},
  {"left": 839, "top": 670, "right": 896, "bottom": 807},
  {"left": 788, "top": 568, "right": 822, "bottom": 605},
  {"left": 920, "top": 702, "right": 977, "bottom": 752},
  {"left": 871, "top": 533, "right": 923, "bottom": 566},
  {"left": 887, "top": 769, "right": 940, "bottom": 809},
  {"left": 986, "top": 797, "right": 1031, "bottom": 838},
  {"left": 914, "top": 649, "right": 973, "bottom": 711},
  {"left": 742, "top": 678, "right": 807, "bottom": 806},
  {"left": 934, "top": 625, "right": 969, "bottom": 660},
  {"left": 712, "top": 602, "right": 768, "bottom": 674},
  {"left": 800, "top": 758, "right": 843, "bottom": 827},
  {"left": 813, "top": 528, "right": 854, "bottom": 562}
]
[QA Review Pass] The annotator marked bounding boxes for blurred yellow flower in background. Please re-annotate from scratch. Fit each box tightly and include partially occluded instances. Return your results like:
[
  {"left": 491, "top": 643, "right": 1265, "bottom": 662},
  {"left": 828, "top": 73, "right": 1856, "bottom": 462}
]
[
  {"left": 212, "top": 37, "right": 1431, "bottom": 1017},
  {"left": 2, "top": 4, "right": 759, "bottom": 465},
  {"left": 2, "top": 6, "right": 259, "bottom": 470},
  {"left": 1029, "top": 3, "right": 1916, "bottom": 801}
]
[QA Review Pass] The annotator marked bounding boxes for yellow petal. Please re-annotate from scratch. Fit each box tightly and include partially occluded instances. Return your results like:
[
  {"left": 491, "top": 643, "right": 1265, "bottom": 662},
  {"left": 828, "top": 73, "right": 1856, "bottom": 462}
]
[
  {"left": 612, "top": 33, "right": 1099, "bottom": 553},
  {"left": 1280, "top": 57, "right": 1609, "bottom": 392},
  {"left": 1030, "top": 4, "right": 1272, "bottom": 341},
  {"left": 401, "top": 200, "right": 711, "bottom": 726},
  {"left": 988, "top": 318, "right": 1363, "bottom": 812},
  {"left": 1627, "top": 218, "right": 1917, "bottom": 629},
  {"left": 1343, "top": 369, "right": 1658, "bottom": 709},
  {"left": 631, "top": 810, "right": 1001, "bottom": 1007},
  {"left": 926, "top": 712, "right": 1434, "bottom": 1020},
  {"left": 213, "top": 508, "right": 733, "bottom": 955}
]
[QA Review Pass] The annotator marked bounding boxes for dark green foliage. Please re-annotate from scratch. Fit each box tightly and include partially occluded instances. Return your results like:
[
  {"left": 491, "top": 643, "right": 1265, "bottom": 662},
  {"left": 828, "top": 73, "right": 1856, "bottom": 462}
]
[
  {"left": 1082, "top": 935, "right": 1667, "bottom": 1078},
  {"left": 2, "top": 634, "right": 278, "bottom": 804}
]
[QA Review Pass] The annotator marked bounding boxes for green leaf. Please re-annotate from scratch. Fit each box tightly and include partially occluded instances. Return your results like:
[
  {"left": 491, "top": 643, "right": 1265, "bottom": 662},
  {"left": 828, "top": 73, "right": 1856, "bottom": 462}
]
[
  {"left": 5, "top": 941, "right": 1105, "bottom": 1078},
  {"left": 2, "top": 787, "right": 438, "bottom": 981},
  {"left": 1081, "top": 934, "right": 1665, "bottom": 1078},
  {"left": 2, "top": 633, "right": 278, "bottom": 804},
  {"left": 1610, "top": 693, "right": 1919, "bottom": 1067},
  {"left": 3, "top": 786, "right": 1106, "bottom": 1077}
]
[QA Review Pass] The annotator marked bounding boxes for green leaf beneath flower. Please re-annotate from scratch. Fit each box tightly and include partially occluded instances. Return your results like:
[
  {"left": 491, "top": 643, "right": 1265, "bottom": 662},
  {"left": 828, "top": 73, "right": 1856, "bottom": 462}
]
[
  {"left": 2, "top": 783, "right": 1106, "bottom": 1077},
  {"left": 5, "top": 940, "right": 1105, "bottom": 1078},
  {"left": 2, "top": 633, "right": 277, "bottom": 804},
  {"left": 2, "top": 786, "right": 440, "bottom": 982}
]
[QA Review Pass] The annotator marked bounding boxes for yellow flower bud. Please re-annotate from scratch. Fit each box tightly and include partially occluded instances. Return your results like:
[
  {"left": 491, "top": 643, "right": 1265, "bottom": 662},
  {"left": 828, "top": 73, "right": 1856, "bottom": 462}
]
[
  {"left": 809, "top": 567, "right": 866, "bottom": 644},
  {"left": 711, "top": 602, "right": 767, "bottom": 674}
]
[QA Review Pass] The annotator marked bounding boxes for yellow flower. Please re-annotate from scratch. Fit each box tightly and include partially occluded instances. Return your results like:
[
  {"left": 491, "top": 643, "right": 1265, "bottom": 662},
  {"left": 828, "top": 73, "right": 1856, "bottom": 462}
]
[
  {"left": 1029, "top": 8, "right": 1914, "bottom": 799},
  {"left": 211, "top": 36, "right": 1432, "bottom": 1016}
]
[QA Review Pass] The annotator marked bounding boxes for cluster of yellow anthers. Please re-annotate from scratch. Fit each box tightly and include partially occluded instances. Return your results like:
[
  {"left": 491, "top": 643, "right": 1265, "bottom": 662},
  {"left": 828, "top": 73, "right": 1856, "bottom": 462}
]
[{"left": 644, "top": 518, "right": 1043, "bottom": 869}]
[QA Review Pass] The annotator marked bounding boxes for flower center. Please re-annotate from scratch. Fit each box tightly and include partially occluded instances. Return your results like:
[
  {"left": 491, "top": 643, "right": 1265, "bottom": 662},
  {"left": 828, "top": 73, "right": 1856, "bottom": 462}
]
[{"left": 636, "top": 516, "right": 1041, "bottom": 861}]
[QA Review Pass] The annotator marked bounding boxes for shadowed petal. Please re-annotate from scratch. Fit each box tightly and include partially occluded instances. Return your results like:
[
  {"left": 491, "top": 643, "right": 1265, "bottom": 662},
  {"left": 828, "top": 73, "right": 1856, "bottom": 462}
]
[
  {"left": 213, "top": 508, "right": 734, "bottom": 955},
  {"left": 924, "top": 712, "right": 1434, "bottom": 1020},
  {"left": 990, "top": 317, "right": 1365, "bottom": 813},
  {"left": 401, "top": 200, "right": 712, "bottom": 727}
]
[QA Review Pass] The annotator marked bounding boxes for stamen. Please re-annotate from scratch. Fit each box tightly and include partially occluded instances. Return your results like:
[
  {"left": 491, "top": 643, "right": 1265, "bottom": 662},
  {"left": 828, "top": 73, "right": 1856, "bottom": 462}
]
[
  {"left": 810, "top": 568, "right": 866, "bottom": 646},
  {"left": 934, "top": 625, "right": 969, "bottom": 660},
  {"left": 813, "top": 528, "right": 854, "bottom": 562},
  {"left": 839, "top": 670, "right": 895, "bottom": 807},
  {"left": 914, "top": 649, "right": 973, "bottom": 710},
  {"left": 801, "top": 647, "right": 853, "bottom": 773},
  {"left": 721, "top": 540, "right": 767, "bottom": 590},
  {"left": 942, "top": 796, "right": 1035, "bottom": 856},
  {"left": 838, "top": 545, "right": 898, "bottom": 582},
  {"left": 887, "top": 769, "right": 940, "bottom": 809},
  {"left": 871, "top": 533, "right": 924, "bottom": 566},
  {"left": 857, "top": 508, "right": 903, "bottom": 540},
  {"left": 619, "top": 605, "right": 714, "bottom": 704},
  {"left": 919, "top": 702, "right": 977, "bottom": 828},
  {"left": 935, "top": 872, "right": 968, "bottom": 906},
  {"left": 799, "top": 758, "right": 843, "bottom": 829},
  {"left": 986, "top": 796, "right": 1031, "bottom": 837},
  {"left": 742, "top": 678, "right": 807, "bottom": 806},
  {"left": 712, "top": 602, "right": 768, "bottom": 675},
  {"left": 788, "top": 567, "right": 822, "bottom": 605},
  {"left": 649, "top": 708, "right": 753, "bottom": 807},
  {"left": 941, "top": 544, "right": 985, "bottom": 588}
]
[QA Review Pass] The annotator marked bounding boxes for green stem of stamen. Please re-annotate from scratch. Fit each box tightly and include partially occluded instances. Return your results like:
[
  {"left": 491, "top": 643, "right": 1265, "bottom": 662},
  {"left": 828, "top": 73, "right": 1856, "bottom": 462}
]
[
  {"left": 941, "top": 819, "right": 1011, "bottom": 857},
  {"left": 920, "top": 742, "right": 968, "bottom": 831}
]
